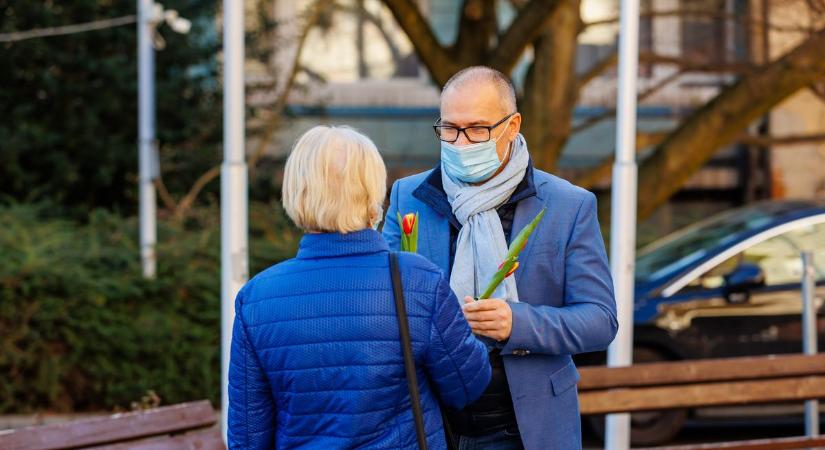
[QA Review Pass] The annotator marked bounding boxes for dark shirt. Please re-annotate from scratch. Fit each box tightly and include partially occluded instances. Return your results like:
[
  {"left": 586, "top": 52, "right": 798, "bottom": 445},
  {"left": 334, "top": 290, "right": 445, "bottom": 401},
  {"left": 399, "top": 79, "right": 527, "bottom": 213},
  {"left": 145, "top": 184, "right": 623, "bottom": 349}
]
[{"left": 411, "top": 162, "right": 536, "bottom": 437}]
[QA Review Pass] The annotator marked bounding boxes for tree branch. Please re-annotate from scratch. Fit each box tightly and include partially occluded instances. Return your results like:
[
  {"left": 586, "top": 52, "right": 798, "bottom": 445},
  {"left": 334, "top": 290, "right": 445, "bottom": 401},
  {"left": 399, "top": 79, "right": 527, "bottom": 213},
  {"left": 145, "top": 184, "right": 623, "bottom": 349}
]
[
  {"left": 172, "top": 166, "right": 220, "bottom": 220},
  {"left": 572, "top": 132, "right": 664, "bottom": 189},
  {"left": 247, "top": 0, "right": 330, "bottom": 170},
  {"left": 383, "top": 0, "right": 457, "bottom": 85},
  {"left": 575, "top": 51, "right": 750, "bottom": 93},
  {"left": 638, "top": 52, "right": 755, "bottom": 74},
  {"left": 171, "top": 0, "right": 330, "bottom": 220},
  {"left": 488, "top": 0, "right": 563, "bottom": 73},
  {"left": 630, "top": 26, "right": 825, "bottom": 219},
  {"left": 583, "top": 9, "right": 816, "bottom": 34},
  {"left": 334, "top": 3, "right": 403, "bottom": 65},
  {"left": 576, "top": 52, "right": 617, "bottom": 90},
  {"left": 810, "top": 81, "right": 825, "bottom": 103},
  {"left": 153, "top": 178, "right": 178, "bottom": 212},
  {"left": 739, "top": 132, "right": 825, "bottom": 146},
  {"left": 575, "top": 132, "right": 825, "bottom": 190},
  {"left": 572, "top": 69, "right": 685, "bottom": 135}
]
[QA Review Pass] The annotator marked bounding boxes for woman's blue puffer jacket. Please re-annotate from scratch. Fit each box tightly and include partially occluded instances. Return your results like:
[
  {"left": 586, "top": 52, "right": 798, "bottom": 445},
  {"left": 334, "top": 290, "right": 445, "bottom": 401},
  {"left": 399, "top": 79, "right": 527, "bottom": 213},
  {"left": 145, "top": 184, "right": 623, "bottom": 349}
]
[{"left": 228, "top": 229, "right": 491, "bottom": 449}]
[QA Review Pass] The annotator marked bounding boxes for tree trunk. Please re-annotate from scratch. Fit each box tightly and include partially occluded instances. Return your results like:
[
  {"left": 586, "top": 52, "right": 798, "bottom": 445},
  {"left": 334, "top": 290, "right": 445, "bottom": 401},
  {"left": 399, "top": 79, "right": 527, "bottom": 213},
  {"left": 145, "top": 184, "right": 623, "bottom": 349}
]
[
  {"left": 520, "top": 0, "right": 580, "bottom": 173},
  {"left": 382, "top": 0, "right": 461, "bottom": 85},
  {"left": 453, "top": 0, "right": 497, "bottom": 66},
  {"left": 383, "top": 0, "right": 562, "bottom": 87}
]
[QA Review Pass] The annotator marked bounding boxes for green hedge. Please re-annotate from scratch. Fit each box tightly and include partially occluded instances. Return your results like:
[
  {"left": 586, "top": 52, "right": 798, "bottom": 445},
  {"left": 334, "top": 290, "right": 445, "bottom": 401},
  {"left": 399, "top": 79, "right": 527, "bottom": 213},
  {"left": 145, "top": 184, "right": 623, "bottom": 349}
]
[{"left": 0, "top": 202, "right": 300, "bottom": 413}]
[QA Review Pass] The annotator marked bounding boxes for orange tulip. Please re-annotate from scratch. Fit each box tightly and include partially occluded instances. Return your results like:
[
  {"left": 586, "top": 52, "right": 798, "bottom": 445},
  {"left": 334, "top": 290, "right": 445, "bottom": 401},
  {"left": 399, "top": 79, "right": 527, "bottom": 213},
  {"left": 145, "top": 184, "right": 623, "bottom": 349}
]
[{"left": 402, "top": 213, "right": 416, "bottom": 235}]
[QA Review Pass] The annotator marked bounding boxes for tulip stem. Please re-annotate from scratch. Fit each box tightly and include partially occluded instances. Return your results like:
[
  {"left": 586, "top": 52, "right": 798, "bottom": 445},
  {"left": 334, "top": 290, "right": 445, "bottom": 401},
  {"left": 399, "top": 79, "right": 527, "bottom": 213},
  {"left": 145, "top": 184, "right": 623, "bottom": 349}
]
[{"left": 477, "top": 208, "right": 546, "bottom": 300}]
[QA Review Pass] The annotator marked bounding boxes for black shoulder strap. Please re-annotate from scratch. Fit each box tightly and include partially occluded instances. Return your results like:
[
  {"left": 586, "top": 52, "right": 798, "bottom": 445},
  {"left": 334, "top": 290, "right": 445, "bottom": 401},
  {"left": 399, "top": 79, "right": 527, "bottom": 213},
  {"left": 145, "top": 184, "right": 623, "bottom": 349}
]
[{"left": 389, "top": 252, "right": 428, "bottom": 450}]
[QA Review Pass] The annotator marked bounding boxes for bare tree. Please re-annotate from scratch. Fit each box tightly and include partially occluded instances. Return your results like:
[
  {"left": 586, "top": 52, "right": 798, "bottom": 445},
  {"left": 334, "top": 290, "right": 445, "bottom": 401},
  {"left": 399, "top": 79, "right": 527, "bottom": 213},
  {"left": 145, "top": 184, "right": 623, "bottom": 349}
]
[
  {"left": 156, "top": 0, "right": 334, "bottom": 220},
  {"left": 379, "top": 0, "right": 825, "bottom": 220}
]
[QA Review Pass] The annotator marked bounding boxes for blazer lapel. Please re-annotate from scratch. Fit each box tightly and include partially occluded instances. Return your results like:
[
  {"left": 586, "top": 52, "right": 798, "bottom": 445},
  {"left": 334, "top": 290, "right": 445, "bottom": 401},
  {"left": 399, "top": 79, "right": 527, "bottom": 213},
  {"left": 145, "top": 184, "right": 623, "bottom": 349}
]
[
  {"left": 411, "top": 169, "right": 456, "bottom": 275},
  {"left": 425, "top": 212, "right": 451, "bottom": 275},
  {"left": 512, "top": 188, "right": 548, "bottom": 285}
]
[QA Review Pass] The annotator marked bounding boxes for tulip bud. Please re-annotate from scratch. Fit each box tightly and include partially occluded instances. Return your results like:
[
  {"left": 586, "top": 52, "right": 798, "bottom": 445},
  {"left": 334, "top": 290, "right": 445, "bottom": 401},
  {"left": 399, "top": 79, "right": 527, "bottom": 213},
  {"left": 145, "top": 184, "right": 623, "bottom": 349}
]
[
  {"left": 402, "top": 213, "right": 416, "bottom": 236},
  {"left": 398, "top": 211, "right": 419, "bottom": 253}
]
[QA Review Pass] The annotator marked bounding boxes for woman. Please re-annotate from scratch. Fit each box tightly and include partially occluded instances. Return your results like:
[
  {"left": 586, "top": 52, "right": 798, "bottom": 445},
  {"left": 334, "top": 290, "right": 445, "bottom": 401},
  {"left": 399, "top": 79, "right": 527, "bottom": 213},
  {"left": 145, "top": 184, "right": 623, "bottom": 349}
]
[{"left": 228, "top": 125, "right": 491, "bottom": 449}]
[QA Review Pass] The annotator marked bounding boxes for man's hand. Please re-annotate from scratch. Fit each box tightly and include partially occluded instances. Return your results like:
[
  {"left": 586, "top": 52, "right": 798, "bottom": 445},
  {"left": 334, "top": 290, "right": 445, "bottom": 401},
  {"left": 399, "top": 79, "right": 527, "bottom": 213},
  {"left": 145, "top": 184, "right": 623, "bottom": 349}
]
[{"left": 461, "top": 296, "right": 513, "bottom": 341}]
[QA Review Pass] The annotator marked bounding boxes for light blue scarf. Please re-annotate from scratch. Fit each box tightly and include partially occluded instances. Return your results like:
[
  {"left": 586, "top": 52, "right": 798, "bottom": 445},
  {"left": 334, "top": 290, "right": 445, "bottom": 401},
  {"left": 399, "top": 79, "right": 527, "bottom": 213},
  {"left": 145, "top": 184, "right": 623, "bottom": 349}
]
[{"left": 441, "top": 134, "right": 529, "bottom": 302}]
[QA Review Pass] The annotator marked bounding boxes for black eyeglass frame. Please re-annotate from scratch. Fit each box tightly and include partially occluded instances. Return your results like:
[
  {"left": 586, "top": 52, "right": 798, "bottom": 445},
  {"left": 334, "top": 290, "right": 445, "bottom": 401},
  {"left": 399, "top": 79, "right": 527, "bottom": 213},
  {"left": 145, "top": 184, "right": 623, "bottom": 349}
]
[{"left": 433, "top": 113, "right": 516, "bottom": 143}]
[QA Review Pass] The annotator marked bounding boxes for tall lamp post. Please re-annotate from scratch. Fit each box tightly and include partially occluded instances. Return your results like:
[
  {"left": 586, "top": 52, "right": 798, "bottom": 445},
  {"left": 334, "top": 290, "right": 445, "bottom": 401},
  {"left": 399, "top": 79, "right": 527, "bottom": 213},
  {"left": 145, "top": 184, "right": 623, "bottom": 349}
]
[
  {"left": 137, "top": 0, "right": 191, "bottom": 279},
  {"left": 605, "top": 0, "right": 641, "bottom": 448},
  {"left": 220, "top": 0, "right": 248, "bottom": 441}
]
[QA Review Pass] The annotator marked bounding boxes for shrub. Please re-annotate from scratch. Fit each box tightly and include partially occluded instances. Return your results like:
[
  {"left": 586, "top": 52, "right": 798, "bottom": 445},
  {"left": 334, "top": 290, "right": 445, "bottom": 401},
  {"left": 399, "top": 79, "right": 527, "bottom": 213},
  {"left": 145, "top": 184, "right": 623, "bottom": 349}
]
[{"left": 0, "top": 202, "right": 299, "bottom": 413}]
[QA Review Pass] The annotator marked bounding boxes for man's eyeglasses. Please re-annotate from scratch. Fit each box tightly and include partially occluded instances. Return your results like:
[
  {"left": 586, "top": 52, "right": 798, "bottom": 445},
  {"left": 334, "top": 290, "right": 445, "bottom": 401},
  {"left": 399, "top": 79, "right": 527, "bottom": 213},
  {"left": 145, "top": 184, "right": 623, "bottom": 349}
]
[{"left": 433, "top": 113, "right": 515, "bottom": 143}]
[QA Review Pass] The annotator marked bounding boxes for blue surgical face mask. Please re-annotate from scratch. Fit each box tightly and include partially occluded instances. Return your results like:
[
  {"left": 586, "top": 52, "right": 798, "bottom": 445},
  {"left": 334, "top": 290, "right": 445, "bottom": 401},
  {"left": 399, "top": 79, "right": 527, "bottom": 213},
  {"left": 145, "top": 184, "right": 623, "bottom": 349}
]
[{"left": 440, "top": 120, "right": 512, "bottom": 183}]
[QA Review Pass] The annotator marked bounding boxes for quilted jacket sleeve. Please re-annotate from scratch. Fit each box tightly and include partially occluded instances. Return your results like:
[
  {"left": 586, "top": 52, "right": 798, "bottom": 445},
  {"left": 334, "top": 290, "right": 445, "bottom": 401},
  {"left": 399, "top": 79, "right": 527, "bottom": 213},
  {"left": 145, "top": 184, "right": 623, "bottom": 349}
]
[
  {"left": 228, "top": 288, "right": 276, "bottom": 450},
  {"left": 423, "top": 273, "right": 492, "bottom": 410},
  {"left": 502, "top": 192, "right": 618, "bottom": 356}
]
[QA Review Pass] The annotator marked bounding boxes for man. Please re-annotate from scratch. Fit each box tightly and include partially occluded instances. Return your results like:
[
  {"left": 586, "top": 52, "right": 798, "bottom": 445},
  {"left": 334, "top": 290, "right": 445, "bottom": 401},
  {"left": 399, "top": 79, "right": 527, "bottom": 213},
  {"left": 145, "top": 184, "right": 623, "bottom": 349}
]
[{"left": 383, "top": 66, "right": 617, "bottom": 450}]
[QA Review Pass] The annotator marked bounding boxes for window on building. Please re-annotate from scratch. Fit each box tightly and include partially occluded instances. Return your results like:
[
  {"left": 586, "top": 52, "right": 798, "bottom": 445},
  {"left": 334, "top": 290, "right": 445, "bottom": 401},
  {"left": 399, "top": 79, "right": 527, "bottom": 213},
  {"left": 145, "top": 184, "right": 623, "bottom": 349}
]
[
  {"left": 282, "top": 0, "right": 422, "bottom": 83},
  {"left": 680, "top": 0, "right": 750, "bottom": 66}
]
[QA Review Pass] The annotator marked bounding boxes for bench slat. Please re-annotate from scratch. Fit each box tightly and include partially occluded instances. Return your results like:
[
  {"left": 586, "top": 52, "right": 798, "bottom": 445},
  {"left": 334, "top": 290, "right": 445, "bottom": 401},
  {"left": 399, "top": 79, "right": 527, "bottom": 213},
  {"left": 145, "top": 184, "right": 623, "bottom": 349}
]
[
  {"left": 636, "top": 435, "right": 825, "bottom": 450},
  {"left": 89, "top": 428, "right": 224, "bottom": 450},
  {"left": 579, "top": 375, "right": 825, "bottom": 414},
  {"left": 578, "top": 354, "right": 825, "bottom": 390},
  {"left": 0, "top": 401, "right": 216, "bottom": 450}
]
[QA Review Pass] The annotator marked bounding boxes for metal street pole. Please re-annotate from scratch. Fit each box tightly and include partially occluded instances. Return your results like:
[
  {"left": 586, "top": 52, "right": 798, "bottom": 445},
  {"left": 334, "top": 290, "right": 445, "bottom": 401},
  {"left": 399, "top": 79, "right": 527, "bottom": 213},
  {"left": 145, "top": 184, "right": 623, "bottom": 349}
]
[
  {"left": 221, "top": 0, "right": 249, "bottom": 441},
  {"left": 801, "top": 252, "right": 819, "bottom": 437},
  {"left": 606, "top": 0, "right": 640, "bottom": 448},
  {"left": 138, "top": 0, "right": 157, "bottom": 279}
]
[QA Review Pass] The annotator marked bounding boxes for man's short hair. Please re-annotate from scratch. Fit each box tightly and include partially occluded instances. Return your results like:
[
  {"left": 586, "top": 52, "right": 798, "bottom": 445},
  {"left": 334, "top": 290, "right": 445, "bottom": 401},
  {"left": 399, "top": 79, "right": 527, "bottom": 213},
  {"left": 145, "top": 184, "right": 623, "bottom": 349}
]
[
  {"left": 282, "top": 125, "right": 387, "bottom": 233},
  {"left": 442, "top": 66, "right": 517, "bottom": 113}
]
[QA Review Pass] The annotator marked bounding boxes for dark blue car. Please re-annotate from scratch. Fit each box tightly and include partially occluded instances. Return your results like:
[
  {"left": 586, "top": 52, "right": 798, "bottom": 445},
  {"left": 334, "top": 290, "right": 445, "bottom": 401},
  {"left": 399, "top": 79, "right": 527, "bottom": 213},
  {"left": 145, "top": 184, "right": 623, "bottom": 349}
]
[{"left": 580, "top": 200, "right": 825, "bottom": 445}]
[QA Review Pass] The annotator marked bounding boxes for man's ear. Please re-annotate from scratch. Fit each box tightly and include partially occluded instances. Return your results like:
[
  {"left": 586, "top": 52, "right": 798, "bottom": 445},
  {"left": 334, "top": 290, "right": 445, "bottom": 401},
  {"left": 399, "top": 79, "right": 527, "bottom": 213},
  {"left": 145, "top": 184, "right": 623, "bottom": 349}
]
[{"left": 508, "top": 113, "right": 522, "bottom": 140}]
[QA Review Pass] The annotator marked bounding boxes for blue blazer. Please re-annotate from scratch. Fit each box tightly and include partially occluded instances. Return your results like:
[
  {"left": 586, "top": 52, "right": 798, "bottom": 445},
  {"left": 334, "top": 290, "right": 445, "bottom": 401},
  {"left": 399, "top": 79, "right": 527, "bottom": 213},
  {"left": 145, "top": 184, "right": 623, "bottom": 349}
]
[
  {"left": 228, "top": 230, "right": 491, "bottom": 449},
  {"left": 383, "top": 168, "right": 618, "bottom": 450}
]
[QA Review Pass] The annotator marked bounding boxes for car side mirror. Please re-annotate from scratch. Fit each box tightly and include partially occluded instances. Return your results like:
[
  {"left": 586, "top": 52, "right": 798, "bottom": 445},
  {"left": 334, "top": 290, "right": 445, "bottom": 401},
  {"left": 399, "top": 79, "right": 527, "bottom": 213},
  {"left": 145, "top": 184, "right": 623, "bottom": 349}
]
[{"left": 723, "top": 263, "right": 766, "bottom": 304}]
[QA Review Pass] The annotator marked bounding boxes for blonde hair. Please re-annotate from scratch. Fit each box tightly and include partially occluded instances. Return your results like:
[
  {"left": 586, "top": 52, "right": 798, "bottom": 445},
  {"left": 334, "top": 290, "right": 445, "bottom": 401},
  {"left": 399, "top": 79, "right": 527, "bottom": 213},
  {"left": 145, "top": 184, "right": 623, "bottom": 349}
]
[{"left": 282, "top": 125, "right": 387, "bottom": 233}]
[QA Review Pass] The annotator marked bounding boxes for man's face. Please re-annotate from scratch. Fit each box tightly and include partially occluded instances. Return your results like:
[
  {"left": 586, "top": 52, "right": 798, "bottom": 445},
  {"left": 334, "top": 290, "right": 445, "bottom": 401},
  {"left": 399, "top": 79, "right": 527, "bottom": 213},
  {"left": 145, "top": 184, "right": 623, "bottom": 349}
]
[{"left": 439, "top": 82, "right": 521, "bottom": 164}]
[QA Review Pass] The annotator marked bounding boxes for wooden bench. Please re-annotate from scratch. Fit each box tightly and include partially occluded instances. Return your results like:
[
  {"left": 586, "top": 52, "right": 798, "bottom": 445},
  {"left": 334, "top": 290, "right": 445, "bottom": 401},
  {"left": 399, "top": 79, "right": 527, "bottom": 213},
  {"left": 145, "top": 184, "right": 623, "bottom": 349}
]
[
  {"left": 578, "top": 353, "right": 825, "bottom": 450},
  {"left": 0, "top": 400, "right": 224, "bottom": 450}
]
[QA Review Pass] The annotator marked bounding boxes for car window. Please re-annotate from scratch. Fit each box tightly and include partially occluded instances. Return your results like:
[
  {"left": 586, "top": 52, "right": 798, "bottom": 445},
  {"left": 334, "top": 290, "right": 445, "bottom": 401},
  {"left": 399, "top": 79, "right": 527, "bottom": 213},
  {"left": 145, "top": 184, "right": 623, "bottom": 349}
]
[
  {"left": 778, "top": 221, "right": 825, "bottom": 281},
  {"left": 636, "top": 207, "right": 775, "bottom": 283},
  {"left": 684, "top": 221, "right": 825, "bottom": 290}
]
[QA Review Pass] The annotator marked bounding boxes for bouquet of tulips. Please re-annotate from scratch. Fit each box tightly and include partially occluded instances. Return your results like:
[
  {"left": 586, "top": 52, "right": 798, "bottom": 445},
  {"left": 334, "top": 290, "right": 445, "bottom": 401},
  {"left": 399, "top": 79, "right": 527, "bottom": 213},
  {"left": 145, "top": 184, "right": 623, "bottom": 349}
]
[
  {"left": 477, "top": 208, "right": 546, "bottom": 300},
  {"left": 397, "top": 212, "right": 419, "bottom": 253}
]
